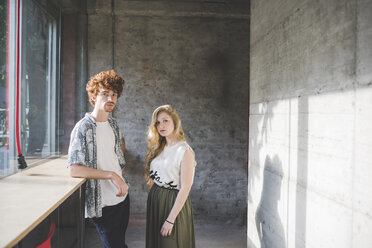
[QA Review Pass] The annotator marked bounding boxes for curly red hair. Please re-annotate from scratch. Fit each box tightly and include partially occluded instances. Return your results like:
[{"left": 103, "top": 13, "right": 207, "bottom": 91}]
[{"left": 86, "top": 70, "right": 125, "bottom": 106}]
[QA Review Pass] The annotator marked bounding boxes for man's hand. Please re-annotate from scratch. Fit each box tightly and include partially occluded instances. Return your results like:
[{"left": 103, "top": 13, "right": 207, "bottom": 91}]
[
  {"left": 69, "top": 164, "right": 128, "bottom": 197},
  {"left": 110, "top": 172, "right": 128, "bottom": 197}
]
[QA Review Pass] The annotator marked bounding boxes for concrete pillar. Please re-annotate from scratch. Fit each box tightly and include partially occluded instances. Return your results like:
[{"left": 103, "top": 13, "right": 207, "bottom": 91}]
[{"left": 248, "top": 0, "right": 372, "bottom": 247}]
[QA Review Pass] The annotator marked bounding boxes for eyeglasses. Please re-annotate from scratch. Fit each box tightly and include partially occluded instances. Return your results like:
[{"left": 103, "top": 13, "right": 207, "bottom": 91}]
[{"left": 98, "top": 92, "right": 118, "bottom": 99}]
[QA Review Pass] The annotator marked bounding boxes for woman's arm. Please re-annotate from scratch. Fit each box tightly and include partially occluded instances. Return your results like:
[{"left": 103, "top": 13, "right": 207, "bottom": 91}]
[{"left": 160, "top": 149, "right": 195, "bottom": 237}]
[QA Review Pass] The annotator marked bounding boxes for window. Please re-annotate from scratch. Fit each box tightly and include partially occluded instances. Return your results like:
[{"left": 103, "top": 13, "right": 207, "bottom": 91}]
[
  {"left": 0, "top": 0, "right": 16, "bottom": 177},
  {"left": 0, "top": 0, "right": 60, "bottom": 178},
  {"left": 21, "top": 0, "right": 60, "bottom": 161}
]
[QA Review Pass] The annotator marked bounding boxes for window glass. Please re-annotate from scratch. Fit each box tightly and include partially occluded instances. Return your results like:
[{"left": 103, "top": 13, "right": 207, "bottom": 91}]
[
  {"left": 21, "top": 0, "right": 59, "bottom": 163},
  {"left": 0, "top": 0, "right": 16, "bottom": 177},
  {"left": 0, "top": 0, "right": 60, "bottom": 178}
]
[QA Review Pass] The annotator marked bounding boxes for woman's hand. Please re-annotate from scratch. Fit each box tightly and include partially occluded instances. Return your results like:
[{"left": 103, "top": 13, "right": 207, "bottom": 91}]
[{"left": 160, "top": 220, "right": 174, "bottom": 237}]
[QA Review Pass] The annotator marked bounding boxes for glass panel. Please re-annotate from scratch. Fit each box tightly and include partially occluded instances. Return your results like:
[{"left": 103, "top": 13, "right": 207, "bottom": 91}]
[
  {"left": 21, "top": 0, "right": 58, "bottom": 163},
  {"left": 0, "top": 0, "right": 16, "bottom": 177},
  {"left": 0, "top": 0, "right": 8, "bottom": 176},
  {"left": 0, "top": 0, "right": 60, "bottom": 177}
]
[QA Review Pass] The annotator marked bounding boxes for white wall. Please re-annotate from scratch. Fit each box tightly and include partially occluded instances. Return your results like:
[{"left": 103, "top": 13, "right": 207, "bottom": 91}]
[{"left": 248, "top": 0, "right": 372, "bottom": 247}]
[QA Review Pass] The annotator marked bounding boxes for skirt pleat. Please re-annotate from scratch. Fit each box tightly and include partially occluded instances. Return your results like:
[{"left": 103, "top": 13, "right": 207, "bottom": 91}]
[{"left": 146, "top": 184, "right": 195, "bottom": 248}]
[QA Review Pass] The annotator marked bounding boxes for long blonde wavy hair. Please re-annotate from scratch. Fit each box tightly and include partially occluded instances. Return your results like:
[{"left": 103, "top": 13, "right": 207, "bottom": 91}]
[{"left": 145, "top": 105, "right": 186, "bottom": 187}]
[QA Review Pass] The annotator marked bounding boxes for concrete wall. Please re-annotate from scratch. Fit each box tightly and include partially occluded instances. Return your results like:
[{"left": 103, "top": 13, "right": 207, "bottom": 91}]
[
  {"left": 248, "top": 0, "right": 372, "bottom": 247},
  {"left": 87, "top": 0, "right": 249, "bottom": 223},
  {"left": 60, "top": 13, "right": 77, "bottom": 153}
]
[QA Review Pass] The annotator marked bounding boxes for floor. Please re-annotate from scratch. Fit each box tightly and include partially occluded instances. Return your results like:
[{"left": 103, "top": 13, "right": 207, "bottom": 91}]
[{"left": 85, "top": 222, "right": 246, "bottom": 248}]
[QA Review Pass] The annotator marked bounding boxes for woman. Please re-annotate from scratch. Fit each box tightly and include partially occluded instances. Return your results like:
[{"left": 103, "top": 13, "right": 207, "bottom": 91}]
[{"left": 145, "top": 105, "right": 197, "bottom": 248}]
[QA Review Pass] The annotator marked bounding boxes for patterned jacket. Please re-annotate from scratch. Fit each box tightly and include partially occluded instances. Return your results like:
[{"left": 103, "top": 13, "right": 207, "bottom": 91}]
[{"left": 67, "top": 113, "right": 126, "bottom": 218}]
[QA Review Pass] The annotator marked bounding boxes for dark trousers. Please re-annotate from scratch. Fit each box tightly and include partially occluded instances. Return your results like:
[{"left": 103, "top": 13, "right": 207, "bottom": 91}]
[{"left": 93, "top": 195, "right": 130, "bottom": 248}]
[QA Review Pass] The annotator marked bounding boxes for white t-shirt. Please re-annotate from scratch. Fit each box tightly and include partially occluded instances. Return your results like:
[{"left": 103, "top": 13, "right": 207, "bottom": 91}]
[
  {"left": 150, "top": 141, "right": 196, "bottom": 190},
  {"left": 96, "top": 121, "right": 127, "bottom": 207}
]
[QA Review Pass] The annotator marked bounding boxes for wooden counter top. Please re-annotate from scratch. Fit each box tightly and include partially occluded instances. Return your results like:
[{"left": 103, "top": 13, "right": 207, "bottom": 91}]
[{"left": 0, "top": 156, "right": 86, "bottom": 248}]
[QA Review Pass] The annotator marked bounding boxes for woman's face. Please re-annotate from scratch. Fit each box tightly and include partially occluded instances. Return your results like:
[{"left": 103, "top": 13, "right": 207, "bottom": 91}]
[{"left": 155, "top": 112, "right": 175, "bottom": 137}]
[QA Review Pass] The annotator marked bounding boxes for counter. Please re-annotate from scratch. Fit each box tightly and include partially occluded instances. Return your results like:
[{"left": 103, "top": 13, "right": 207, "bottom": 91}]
[{"left": 0, "top": 156, "right": 86, "bottom": 247}]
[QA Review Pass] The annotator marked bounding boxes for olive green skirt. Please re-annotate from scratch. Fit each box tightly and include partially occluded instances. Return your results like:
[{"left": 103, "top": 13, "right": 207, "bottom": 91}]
[{"left": 146, "top": 184, "right": 195, "bottom": 248}]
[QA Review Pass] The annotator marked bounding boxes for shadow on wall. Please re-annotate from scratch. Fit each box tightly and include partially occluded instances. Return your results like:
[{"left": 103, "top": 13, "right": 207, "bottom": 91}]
[
  {"left": 255, "top": 155, "right": 286, "bottom": 248},
  {"left": 206, "top": 50, "right": 232, "bottom": 108},
  {"left": 248, "top": 102, "right": 274, "bottom": 204},
  {"left": 123, "top": 147, "right": 152, "bottom": 219},
  {"left": 125, "top": 149, "right": 145, "bottom": 178}
]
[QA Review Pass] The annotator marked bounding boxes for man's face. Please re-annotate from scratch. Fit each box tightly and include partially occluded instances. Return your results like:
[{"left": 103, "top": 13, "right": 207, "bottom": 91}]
[{"left": 92, "top": 88, "right": 118, "bottom": 113}]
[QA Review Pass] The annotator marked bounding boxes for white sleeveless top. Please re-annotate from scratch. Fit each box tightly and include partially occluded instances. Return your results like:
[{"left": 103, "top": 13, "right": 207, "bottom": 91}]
[
  {"left": 150, "top": 141, "right": 196, "bottom": 190},
  {"left": 96, "top": 121, "right": 128, "bottom": 207}
]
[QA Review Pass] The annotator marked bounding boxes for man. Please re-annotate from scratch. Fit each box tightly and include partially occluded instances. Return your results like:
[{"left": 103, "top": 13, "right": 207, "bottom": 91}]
[{"left": 68, "top": 70, "right": 129, "bottom": 248}]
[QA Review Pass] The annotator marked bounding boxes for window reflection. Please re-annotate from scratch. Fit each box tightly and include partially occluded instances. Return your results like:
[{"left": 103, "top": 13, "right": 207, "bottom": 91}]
[
  {"left": 0, "top": 0, "right": 60, "bottom": 177},
  {"left": 22, "top": 0, "right": 59, "bottom": 161},
  {"left": 0, "top": 0, "right": 13, "bottom": 177}
]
